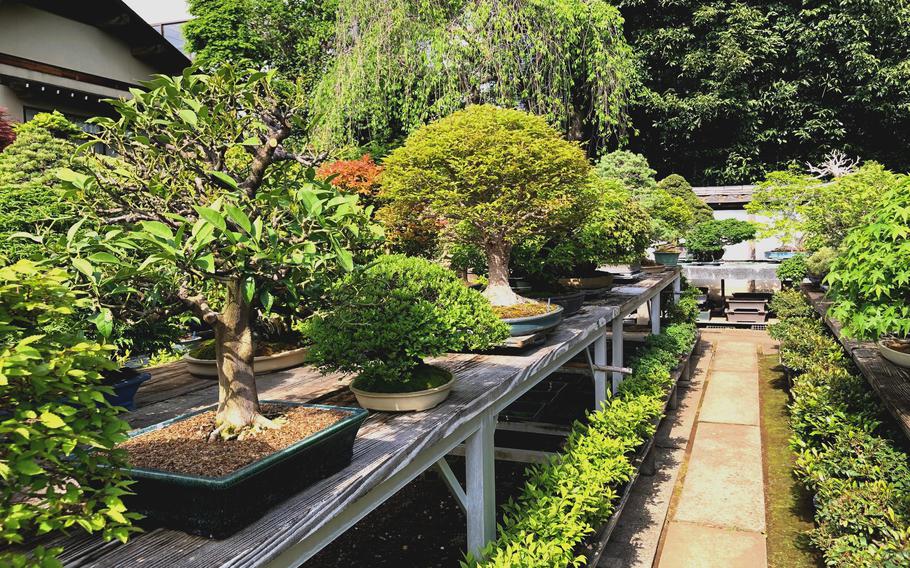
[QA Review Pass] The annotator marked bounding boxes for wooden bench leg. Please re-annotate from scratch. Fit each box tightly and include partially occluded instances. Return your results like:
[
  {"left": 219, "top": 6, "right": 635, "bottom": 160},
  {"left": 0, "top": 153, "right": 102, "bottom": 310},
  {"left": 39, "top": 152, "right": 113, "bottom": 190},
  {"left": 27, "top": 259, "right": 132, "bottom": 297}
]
[{"left": 466, "top": 409, "right": 496, "bottom": 557}]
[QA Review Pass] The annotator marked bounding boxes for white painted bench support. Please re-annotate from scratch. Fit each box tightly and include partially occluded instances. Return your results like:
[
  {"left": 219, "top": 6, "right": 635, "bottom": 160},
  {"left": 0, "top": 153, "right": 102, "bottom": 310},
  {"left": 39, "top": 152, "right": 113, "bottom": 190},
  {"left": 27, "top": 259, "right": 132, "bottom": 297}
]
[
  {"left": 650, "top": 293, "right": 661, "bottom": 335},
  {"left": 611, "top": 316, "right": 624, "bottom": 394},
  {"left": 588, "top": 338, "right": 609, "bottom": 410},
  {"left": 673, "top": 275, "right": 682, "bottom": 304},
  {"left": 465, "top": 409, "right": 497, "bottom": 557},
  {"left": 433, "top": 458, "right": 466, "bottom": 514}
]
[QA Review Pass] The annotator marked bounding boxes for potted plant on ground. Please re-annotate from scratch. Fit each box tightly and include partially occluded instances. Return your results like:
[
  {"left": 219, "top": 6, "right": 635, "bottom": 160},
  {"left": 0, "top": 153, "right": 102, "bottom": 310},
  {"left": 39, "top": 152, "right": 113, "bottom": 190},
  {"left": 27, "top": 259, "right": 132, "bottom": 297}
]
[
  {"left": 828, "top": 180, "right": 910, "bottom": 368},
  {"left": 52, "top": 66, "right": 375, "bottom": 537},
  {"left": 685, "top": 219, "right": 757, "bottom": 262},
  {"left": 306, "top": 255, "right": 509, "bottom": 411},
  {"left": 381, "top": 105, "right": 595, "bottom": 335}
]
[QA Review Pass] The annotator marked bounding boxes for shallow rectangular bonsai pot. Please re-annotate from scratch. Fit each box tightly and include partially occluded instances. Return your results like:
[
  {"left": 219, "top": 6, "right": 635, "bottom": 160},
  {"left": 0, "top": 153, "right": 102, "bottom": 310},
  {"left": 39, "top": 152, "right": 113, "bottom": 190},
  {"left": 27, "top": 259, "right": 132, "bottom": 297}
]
[{"left": 121, "top": 401, "right": 368, "bottom": 538}]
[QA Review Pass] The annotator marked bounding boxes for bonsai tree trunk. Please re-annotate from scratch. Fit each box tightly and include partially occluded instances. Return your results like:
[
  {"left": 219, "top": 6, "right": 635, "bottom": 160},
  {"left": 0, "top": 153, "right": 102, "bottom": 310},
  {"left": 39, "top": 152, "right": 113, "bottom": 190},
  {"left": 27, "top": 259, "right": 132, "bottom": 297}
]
[
  {"left": 211, "top": 279, "right": 269, "bottom": 438},
  {"left": 483, "top": 237, "right": 523, "bottom": 307}
]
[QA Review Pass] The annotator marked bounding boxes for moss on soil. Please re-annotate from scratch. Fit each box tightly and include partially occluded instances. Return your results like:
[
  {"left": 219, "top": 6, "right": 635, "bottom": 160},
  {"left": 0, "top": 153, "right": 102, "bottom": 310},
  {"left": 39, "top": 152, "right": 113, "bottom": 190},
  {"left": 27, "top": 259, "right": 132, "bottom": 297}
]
[
  {"left": 759, "top": 352, "right": 823, "bottom": 568},
  {"left": 493, "top": 301, "right": 558, "bottom": 319},
  {"left": 352, "top": 363, "right": 452, "bottom": 394}
]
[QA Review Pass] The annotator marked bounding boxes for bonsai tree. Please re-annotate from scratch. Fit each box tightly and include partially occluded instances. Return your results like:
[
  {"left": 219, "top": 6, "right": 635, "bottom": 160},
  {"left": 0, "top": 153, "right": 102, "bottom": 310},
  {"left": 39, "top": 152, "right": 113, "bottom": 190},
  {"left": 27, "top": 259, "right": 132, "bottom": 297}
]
[
  {"left": 317, "top": 153, "right": 383, "bottom": 203},
  {"left": 0, "top": 261, "right": 136, "bottom": 566},
  {"left": 636, "top": 173, "right": 710, "bottom": 253},
  {"left": 776, "top": 254, "right": 808, "bottom": 288},
  {"left": 685, "top": 219, "right": 756, "bottom": 261},
  {"left": 594, "top": 149, "right": 657, "bottom": 196},
  {"left": 54, "top": 66, "right": 373, "bottom": 438},
  {"left": 381, "top": 105, "right": 595, "bottom": 307},
  {"left": 828, "top": 179, "right": 910, "bottom": 340},
  {"left": 514, "top": 179, "right": 652, "bottom": 286},
  {"left": 806, "top": 246, "right": 837, "bottom": 280},
  {"left": 306, "top": 255, "right": 509, "bottom": 391}
]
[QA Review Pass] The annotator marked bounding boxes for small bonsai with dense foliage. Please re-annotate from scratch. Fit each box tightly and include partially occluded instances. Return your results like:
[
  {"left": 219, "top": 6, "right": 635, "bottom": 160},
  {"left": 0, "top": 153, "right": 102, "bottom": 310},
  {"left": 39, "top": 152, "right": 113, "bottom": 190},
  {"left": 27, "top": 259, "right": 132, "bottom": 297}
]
[
  {"left": 381, "top": 105, "right": 595, "bottom": 307},
  {"left": 685, "top": 219, "right": 756, "bottom": 261},
  {"left": 0, "top": 111, "right": 84, "bottom": 262},
  {"left": 827, "top": 179, "right": 910, "bottom": 340},
  {"left": 594, "top": 150, "right": 657, "bottom": 196},
  {"left": 0, "top": 261, "right": 136, "bottom": 566},
  {"left": 777, "top": 254, "right": 808, "bottom": 287},
  {"left": 317, "top": 153, "right": 383, "bottom": 201},
  {"left": 806, "top": 246, "right": 837, "bottom": 280},
  {"left": 306, "top": 255, "right": 509, "bottom": 392},
  {"left": 637, "top": 174, "right": 711, "bottom": 252},
  {"left": 0, "top": 107, "right": 14, "bottom": 151},
  {"left": 54, "top": 66, "right": 373, "bottom": 438}
]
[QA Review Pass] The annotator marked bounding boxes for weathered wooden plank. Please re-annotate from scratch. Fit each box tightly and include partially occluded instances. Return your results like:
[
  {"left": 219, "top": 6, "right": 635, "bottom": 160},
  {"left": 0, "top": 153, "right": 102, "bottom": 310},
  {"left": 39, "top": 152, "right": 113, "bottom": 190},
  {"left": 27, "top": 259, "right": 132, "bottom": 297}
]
[
  {"left": 53, "top": 268, "right": 681, "bottom": 567},
  {"left": 805, "top": 289, "right": 910, "bottom": 441}
]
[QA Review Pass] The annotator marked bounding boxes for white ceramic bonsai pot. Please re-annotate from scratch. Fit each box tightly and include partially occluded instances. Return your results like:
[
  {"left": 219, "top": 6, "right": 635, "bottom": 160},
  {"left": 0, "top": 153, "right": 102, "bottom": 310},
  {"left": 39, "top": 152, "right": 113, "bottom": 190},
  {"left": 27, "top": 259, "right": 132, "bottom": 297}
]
[
  {"left": 350, "top": 369, "right": 455, "bottom": 412},
  {"left": 878, "top": 339, "right": 910, "bottom": 369},
  {"left": 185, "top": 347, "right": 309, "bottom": 378}
]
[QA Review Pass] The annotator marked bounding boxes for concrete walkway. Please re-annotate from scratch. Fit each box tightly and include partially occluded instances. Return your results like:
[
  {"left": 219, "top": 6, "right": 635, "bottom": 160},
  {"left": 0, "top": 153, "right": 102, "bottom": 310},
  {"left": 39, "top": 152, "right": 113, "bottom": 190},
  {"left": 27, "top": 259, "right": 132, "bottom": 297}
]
[
  {"left": 657, "top": 331, "right": 770, "bottom": 568},
  {"left": 599, "top": 330, "right": 773, "bottom": 568}
]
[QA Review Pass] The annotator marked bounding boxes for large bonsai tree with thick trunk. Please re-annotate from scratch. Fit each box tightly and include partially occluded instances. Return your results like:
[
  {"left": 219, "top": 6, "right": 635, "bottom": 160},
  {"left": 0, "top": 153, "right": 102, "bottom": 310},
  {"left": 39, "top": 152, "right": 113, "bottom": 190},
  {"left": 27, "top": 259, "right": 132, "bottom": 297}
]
[
  {"left": 381, "top": 105, "right": 595, "bottom": 307},
  {"left": 54, "top": 67, "right": 372, "bottom": 437}
]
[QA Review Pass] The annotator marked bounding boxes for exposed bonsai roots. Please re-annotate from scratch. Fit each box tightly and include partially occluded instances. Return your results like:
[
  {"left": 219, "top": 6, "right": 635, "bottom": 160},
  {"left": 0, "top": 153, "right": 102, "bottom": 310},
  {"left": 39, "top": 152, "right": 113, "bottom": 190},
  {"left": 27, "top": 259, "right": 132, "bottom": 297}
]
[{"left": 208, "top": 411, "right": 283, "bottom": 442}]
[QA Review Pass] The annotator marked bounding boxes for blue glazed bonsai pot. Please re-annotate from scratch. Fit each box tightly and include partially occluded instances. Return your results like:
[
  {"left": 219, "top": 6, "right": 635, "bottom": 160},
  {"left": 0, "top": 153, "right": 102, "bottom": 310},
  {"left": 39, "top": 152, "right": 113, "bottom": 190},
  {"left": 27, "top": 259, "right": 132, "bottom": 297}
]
[
  {"left": 120, "top": 401, "right": 369, "bottom": 538},
  {"left": 653, "top": 251, "right": 681, "bottom": 266},
  {"left": 501, "top": 304, "right": 565, "bottom": 336},
  {"left": 102, "top": 368, "right": 152, "bottom": 411}
]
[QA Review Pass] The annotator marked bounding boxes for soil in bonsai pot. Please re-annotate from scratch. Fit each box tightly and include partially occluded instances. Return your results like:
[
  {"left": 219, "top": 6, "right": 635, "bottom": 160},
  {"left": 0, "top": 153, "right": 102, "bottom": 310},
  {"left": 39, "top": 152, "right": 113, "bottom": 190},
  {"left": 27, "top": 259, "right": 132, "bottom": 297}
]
[
  {"left": 883, "top": 339, "right": 910, "bottom": 354},
  {"left": 493, "top": 301, "right": 558, "bottom": 319},
  {"left": 351, "top": 364, "right": 452, "bottom": 394},
  {"left": 120, "top": 404, "right": 348, "bottom": 477},
  {"left": 188, "top": 340, "right": 300, "bottom": 360}
]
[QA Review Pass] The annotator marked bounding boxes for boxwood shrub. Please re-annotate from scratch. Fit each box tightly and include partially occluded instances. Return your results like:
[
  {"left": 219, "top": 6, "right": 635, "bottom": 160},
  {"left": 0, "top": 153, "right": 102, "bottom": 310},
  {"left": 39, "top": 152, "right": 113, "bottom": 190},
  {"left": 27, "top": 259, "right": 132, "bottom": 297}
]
[
  {"left": 770, "top": 292, "right": 910, "bottom": 566},
  {"left": 467, "top": 311, "right": 698, "bottom": 567}
]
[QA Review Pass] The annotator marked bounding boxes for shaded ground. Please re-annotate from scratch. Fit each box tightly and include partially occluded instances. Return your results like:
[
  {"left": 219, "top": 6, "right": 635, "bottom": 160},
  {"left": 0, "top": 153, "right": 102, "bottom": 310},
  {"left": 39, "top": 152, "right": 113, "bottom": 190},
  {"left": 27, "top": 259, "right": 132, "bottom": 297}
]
[{"left": 758, "top": 352, "right": 822, "bottom": 568}]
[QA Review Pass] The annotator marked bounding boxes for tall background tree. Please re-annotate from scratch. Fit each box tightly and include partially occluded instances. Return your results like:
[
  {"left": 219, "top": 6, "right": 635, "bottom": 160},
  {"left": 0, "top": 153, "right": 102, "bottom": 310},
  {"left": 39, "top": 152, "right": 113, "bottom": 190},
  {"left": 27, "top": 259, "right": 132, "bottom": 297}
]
[
  {"left": 313, "top": 0, "right": 635, "bottom": 153},
  {"left": 618, "top": 0, "right": 910, "bottom": 184}
]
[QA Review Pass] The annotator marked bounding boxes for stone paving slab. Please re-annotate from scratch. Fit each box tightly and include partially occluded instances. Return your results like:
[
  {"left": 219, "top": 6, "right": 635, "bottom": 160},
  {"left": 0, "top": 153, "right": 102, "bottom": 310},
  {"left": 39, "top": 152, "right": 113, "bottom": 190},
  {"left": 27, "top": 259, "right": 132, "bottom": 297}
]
[
  {"left": 673, "top": 421, "right": 766, "bottom": 532},
  {"left": 658, "top": 521, "right": 768, "bottom": 568},
  {"left": 698, "top": 371, "right": 760, "bottom": 426}
]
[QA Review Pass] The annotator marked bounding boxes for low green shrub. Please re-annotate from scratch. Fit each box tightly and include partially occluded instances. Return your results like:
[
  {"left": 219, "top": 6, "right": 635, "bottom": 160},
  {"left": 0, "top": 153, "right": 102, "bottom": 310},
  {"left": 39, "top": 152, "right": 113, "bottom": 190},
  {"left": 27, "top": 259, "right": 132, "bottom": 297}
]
[
  {"left": 0, "top": 261, "right": 137, "bottom": 567},
  {"left": 776, "top": 254, "right": 808, "bottom": 286},
  {"left": 773, "top": 291, "right": 910, "bottom": 566},
  {"left": 769, "top": 289, "right": 815, "bottom": 320},
  {"left": 305, "top": 255, "right": 509, "bottom": 391},
  {"left": 468, "top": 313, "right": 697, "bottom": 566}
]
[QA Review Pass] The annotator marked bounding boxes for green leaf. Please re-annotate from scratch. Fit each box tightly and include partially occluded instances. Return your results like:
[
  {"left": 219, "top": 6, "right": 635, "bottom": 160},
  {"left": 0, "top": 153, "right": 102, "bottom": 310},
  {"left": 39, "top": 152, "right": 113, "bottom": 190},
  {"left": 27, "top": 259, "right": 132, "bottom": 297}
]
[
  {"left": 210, "top": 171, "right": 239, "bottom": 191},
  {"left": 178, "top": 109, "right": 198, "bottom": 128},
  {"left": 195, "top": 253, "right": 215, "bottom": 273},
  {"left": 225, "top": 204, "right": 252, "bottom": 233},
  {"left": 260, "top": 289, "right": 274, "bottom": 313},
  {"left": 88, "top": 252, "right": 120, "bottom": 264},
  {"left": 72, "top": 258, "right": 93, "bottom": 278},
  {"left": 92, "top": 308, "right": 114, "bottom": 338},
  {"left": 194, "top": 206, "right": 227, "bottom": 232},
  {"left": 242, "top": 277, "right": 255, "bottom": 304},
  {"left": 15, "top": 459, "right": 43, "bottom": 476},
  {"left": 140, "top": 221, "right": 174, "bottom": 241},
  {"left": 336, "top": 248, "right": 354, "bottom": 272},
  {"left": 39, "top": 412, "right": 66, "bottom": 429}
]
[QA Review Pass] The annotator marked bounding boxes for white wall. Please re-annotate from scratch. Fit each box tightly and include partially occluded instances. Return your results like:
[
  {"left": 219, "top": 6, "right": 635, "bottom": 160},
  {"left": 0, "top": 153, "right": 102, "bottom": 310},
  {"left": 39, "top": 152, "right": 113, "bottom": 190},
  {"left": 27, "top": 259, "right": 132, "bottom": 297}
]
[{"left": 712, "top": 208, "right": 782, "bottom": 261}]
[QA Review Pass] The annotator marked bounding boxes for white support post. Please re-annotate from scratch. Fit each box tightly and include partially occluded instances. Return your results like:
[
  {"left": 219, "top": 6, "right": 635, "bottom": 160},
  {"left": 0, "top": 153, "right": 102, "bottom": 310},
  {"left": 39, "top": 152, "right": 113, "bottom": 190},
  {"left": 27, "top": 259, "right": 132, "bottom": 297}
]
[
  {"left": 611, "top": 316, "right": 624, "bottom": 394},
  {"left": 433, "top": 458, "right": 467, "bottom": 514},
  {"left": 673, "top": 275, "right": 682, "bottom": 304},
  {"left": 466, "top": 409, "right": 496, "bottom": 557},
  {"left": 593, "top": 333, "right": 608, "bottom": 410},
  {"left": 650, "top": 293, "right": 661, "bottom": 336}
]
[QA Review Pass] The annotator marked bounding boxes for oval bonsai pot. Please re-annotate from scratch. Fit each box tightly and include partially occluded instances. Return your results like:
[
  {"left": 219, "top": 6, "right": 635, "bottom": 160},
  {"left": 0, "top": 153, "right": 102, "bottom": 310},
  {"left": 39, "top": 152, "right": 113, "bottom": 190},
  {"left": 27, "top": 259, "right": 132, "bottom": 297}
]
[
  {"left": 557, "top": 273, "right": 615, "bottom": 291},
  {"left": 653, "top": 251, "right": 681, "bottom": 266},
  {"left": 350, "top": 368, "right": 455, "bottom": 412},
  {"left": 501, "top": 304, "right": 565, "bottom": 336},
  {"left": 120, "top": 401, "right": 368, "bottom": 538},
  {"left": 878, "top": 339, "right": 910, "bottom": 369},
  {"left": 102, "top": 368, "right": 152, "bottom": 411},
  {"left": 765, "top": 250, "right": 798, "bottom": 261},
  {"left": 526, "top": 289, "right": 585, "bottom": 317},
  {"left": 185, "top": 346, "right": 309, "bottom": 378}
]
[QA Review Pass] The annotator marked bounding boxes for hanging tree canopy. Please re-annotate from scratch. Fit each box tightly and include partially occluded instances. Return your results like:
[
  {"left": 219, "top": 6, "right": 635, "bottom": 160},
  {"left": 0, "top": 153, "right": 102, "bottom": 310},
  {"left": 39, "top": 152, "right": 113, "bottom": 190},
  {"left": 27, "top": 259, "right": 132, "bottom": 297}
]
[{"left": 313, "top": 0, "right": 635, "bottom": 152}]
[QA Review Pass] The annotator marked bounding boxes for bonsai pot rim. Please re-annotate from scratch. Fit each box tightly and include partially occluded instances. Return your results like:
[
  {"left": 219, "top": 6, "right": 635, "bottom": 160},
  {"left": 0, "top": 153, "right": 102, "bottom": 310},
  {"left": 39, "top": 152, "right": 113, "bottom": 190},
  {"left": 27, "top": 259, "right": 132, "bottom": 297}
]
[
  {"left": 525, "top": 289, "right": 585, "bottom": 317},
  {"left": 349, "top": 368, "right": 455, "bottom": 412},
  {"left": 120, "top": 400, "right": 368, "bottom": 489},
  {"left": 105, "top": 370, "right": 152, "bottom": 410},
  {"left": 878, "top": 339, "right": 910, "bottom": 369},
  {"left": 556, "top": 273, "right": 615, "bottom": 291},
  {"left": 185, "top": 346, "right": 309, "bottom": 377},
  {"left": 501, "top": 303, "right": 565, "bottom": 336},
  {"left": 653, "top": 251, "right": 681, "bottom": 266}
]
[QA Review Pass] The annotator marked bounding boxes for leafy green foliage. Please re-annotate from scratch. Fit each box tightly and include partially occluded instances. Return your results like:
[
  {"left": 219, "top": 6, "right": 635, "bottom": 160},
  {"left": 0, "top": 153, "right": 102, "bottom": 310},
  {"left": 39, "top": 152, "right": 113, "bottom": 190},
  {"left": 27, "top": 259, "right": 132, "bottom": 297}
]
[
  {"left": 806, "top": 247, "right": 837, "bottom": 279},
  {"left": 594, "top": 150, "right": 657, "bottom": 196},
  {"left": 773, "top": 291, "right": 910, "bottom": 566},
  {"left": 305, "top": 255, "right": 508, "bottom": 388},
  {"left": 0, "top": 261, "right": 137, "bottom": 567},
  {"left": 748, "top": 163, "right": 904, "bottom": 251},
  {"left": 313, "top": 0, "right": 634, "bottom": 150},
  {"left": 777, "top": 255, "right": 808, "bottom": 286},
  {"left": 685, "top": 219, "right": 756, "bottom": 261},
  {"left": 620, "top": 0, "right": 910, "bottom": 184},
  {"left": 827, "top": 179, "right": 910, "bottom": 340},
  {"left": 469, "top": 314, "right": 698, "bottom": 567},
  {"left": 636, "top": 174, "right": 707, "bottom": 249},
  {"left": 768, "top": 289, "right": 815, "bottom": 320},
  {"left": 0, "top": 112, "right": 84, "bottom": 263}
]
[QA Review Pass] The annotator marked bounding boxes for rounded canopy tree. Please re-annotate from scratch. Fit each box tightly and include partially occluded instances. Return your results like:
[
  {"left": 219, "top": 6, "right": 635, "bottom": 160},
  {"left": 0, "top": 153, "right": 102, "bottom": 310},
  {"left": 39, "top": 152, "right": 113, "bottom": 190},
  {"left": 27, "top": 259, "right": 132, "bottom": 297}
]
[
  {"left": 54, "top": 67, "right": 373, "bottom": 437},
  {"left": 381, "top": 105, "right": 595, "bottom": 306}
]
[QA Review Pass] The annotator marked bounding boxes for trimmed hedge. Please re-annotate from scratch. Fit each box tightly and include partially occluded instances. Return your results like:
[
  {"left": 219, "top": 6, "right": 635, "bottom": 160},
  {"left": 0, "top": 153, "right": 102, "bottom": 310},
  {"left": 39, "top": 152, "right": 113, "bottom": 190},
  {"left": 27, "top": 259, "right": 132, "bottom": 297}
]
[
  {"left": 770, "top": 291, "right": 910, "bottom": 566},
  {"left": 467, "top": 294, "right": 698, "bottom": 567}
]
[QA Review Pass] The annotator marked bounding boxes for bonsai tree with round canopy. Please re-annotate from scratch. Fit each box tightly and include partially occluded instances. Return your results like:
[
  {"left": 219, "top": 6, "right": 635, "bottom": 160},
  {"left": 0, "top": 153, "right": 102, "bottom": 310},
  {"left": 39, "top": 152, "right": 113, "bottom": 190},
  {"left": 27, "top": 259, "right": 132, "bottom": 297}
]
[
  {"left": 381, "top": 105, "right": 595, "bottom": 307},
  {"left": 54, "top": 66, "right": 373, "bottom": 438}
]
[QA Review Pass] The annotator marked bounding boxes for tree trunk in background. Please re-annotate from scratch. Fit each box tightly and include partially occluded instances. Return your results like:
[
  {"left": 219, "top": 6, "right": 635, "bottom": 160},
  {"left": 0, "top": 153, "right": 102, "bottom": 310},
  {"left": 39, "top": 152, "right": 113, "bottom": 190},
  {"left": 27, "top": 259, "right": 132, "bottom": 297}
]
[
  {"left": 483, "top": 238, "right": 522, "bottom": 306},
  {"left": 214, "top": 279, "right": 260, "bottom": 430}
]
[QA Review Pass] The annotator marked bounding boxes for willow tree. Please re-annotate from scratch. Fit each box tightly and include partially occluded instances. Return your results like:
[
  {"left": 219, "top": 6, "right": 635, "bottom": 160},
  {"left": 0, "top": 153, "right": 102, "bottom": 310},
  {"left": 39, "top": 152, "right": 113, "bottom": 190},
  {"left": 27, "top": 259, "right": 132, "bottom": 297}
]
[{"left": 313, "top": 0, "right": 634, "bottom": 152}]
